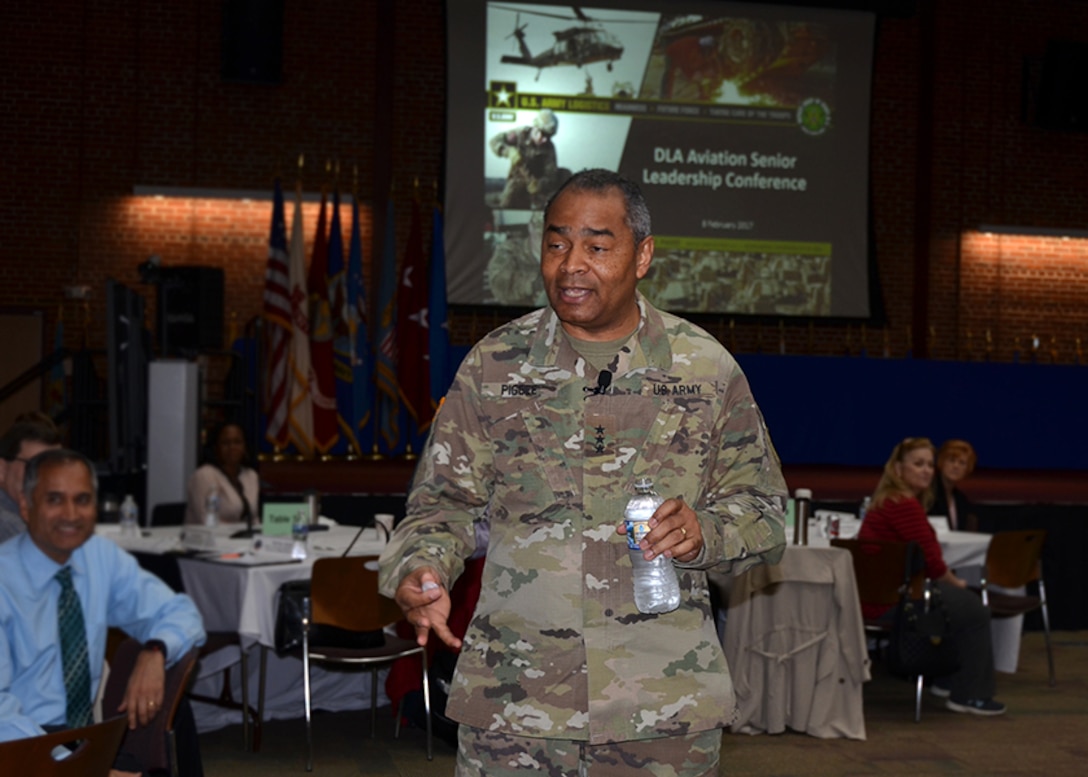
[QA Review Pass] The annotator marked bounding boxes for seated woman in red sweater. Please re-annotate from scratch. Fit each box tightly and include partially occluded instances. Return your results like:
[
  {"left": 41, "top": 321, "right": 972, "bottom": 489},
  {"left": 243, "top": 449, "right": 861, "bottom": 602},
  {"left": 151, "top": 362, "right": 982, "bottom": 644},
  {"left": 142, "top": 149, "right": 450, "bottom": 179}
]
[{"left": 858, "top": 437, "right": 1005, "bottom": 716}]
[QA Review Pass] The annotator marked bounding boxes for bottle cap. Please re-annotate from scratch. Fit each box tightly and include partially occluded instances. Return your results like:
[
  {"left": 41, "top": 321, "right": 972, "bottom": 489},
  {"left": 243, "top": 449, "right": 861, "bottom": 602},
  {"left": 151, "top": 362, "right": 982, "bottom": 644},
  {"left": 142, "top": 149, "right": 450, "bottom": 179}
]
[{"left": 794, "top": 488, "right": 812, "bottom": 499}]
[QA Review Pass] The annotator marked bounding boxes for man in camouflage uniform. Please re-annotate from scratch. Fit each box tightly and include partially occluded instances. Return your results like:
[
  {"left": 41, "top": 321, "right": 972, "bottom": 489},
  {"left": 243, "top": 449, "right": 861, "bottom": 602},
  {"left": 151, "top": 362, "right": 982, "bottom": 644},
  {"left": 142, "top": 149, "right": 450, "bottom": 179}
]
[
  {"left": 489, "top": 109, "right": 561, "bottom": 210},
  {"left": 380, "top": 169, "right": 786, "bottom": 776}
]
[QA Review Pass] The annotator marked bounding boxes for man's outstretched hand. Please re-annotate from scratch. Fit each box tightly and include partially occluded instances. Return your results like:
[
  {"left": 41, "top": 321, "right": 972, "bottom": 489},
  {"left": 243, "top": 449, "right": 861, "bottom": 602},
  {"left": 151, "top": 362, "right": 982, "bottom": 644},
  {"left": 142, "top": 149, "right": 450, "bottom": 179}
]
[{"left": 394, "top": 567, "right": 462, "bottom": 650}]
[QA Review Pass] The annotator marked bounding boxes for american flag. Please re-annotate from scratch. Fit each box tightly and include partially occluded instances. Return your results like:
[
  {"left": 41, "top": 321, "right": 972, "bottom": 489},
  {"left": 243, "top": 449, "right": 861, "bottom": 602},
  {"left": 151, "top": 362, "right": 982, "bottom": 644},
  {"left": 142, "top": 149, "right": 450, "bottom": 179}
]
[{"left": 263, "top": 180, "right": 291, "bottom": 449}]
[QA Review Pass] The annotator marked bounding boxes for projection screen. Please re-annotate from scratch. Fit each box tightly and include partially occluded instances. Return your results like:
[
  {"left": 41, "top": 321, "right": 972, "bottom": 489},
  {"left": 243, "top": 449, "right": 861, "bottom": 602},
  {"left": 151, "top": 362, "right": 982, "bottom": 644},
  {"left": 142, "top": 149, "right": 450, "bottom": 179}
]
[{"left": 445, "top": 0, "right": 876, "bottom": 318}]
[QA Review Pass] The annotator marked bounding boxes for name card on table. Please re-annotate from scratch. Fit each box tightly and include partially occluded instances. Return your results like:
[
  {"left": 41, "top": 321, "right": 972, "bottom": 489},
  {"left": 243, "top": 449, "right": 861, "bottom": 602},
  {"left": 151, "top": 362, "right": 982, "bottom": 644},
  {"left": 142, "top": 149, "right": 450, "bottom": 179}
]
[
  {"left": 180, "top": 526, "right": 218, "bottom": 551},
  {"left": 262, "top": 503, "right": 304, "bottom": 536},
  {"left": 256, "top": 536, "right": 299, "bottom": 555}
]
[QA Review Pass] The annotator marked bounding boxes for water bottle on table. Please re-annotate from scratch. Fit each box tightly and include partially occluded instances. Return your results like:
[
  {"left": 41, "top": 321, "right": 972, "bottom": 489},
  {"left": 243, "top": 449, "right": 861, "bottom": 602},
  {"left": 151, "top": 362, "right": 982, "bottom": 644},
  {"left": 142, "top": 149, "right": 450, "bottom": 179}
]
[
  {"left": 624, "top": 478, "right": 680, "bottom": 614},
  {"left": 204, "top": 488, "right": 220, "bottom": 528},
  {"left": 120, "top": 494, "right": 139, "bottom": 538}
]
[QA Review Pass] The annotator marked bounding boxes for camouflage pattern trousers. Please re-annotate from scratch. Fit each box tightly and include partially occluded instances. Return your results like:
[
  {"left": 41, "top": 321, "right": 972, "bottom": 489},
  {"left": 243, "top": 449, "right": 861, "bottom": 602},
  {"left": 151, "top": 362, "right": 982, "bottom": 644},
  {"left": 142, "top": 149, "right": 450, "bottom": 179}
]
[{"left": 455, "top": 726, "right": 722, "bottom": 777}]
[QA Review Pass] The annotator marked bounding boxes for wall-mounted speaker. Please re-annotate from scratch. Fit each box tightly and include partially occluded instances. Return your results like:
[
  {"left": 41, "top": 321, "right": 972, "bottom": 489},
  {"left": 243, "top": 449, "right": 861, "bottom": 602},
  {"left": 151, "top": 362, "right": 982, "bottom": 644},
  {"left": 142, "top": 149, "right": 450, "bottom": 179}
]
[
  {"left": 221, "top": 0, "right": 284, "bottom": 84},
  {"left": 1037, "top": 40, "right": 1088, "bottom": 132},
  {"left": 157, "top": 266, "right": 225, "bottom": 356}
]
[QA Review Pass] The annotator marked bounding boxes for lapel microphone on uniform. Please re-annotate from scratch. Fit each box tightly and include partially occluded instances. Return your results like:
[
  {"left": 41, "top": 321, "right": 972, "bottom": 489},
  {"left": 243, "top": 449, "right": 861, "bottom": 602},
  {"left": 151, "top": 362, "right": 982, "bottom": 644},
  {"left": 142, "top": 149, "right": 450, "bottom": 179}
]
[{"left": 595, "top": 370, "right": 612, "bottom": 395}]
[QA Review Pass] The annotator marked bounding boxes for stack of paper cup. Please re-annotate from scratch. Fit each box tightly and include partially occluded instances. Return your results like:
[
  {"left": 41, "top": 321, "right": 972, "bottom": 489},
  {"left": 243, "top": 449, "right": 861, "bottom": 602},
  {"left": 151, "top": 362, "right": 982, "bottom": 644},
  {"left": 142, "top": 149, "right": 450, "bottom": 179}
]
[{"left": 374, "top": 513, "right": 395, "bottom": 544}]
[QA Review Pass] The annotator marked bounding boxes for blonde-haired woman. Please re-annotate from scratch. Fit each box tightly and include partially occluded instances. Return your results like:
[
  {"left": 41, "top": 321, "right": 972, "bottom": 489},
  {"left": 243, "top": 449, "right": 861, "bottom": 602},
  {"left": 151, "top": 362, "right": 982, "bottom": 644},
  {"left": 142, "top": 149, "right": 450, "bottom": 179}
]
[
  {"left": 930, "top": 439, "right": 977, "bottom": 531},
  {"left": 858, "top": 437, "right": 1005, "bottom": 716}
]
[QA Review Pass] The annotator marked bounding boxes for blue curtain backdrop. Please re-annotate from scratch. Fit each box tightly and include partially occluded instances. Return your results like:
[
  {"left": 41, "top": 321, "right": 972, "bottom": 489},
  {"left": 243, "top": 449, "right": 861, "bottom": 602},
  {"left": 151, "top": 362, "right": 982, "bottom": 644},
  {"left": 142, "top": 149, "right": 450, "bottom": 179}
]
[
  {"left": 736, "top": 354, "right": 1087, "bottom": 470},
  {"left": 243, "top": 334, "right": 1085, "bottom": 471},
  {"left": 442, "top": 347, "right": 1084, "bottom": 470}
]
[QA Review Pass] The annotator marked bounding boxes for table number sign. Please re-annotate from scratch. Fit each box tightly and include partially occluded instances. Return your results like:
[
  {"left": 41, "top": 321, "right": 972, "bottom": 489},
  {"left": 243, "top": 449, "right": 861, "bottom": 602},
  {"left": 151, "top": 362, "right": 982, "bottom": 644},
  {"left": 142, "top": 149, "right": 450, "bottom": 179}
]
[{"left": 262, "top": 503, "right": 302, "bottom": 537}]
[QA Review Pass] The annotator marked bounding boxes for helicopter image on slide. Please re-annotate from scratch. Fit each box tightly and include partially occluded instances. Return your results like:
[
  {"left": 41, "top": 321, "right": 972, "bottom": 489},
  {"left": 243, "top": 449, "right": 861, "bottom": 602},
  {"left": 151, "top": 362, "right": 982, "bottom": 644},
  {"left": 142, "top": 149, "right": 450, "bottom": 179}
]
[{"left": 496, "top": 5, "right": 649, "bottom": 80}]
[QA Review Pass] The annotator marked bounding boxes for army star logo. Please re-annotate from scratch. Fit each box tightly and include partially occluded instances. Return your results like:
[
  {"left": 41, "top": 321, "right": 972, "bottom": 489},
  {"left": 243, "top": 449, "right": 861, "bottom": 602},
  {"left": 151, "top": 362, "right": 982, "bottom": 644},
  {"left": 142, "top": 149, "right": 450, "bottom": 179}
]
[{"left": 489, "top": 81, "right": 517, "bottom": 108}]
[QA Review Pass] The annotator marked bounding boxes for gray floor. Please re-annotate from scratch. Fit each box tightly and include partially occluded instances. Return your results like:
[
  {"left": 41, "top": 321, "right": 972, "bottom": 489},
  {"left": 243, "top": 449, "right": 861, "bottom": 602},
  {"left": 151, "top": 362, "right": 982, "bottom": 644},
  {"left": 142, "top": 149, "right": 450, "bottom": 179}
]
[{"left": 200, "top": 631, "right": 1087, "bottom": 775}]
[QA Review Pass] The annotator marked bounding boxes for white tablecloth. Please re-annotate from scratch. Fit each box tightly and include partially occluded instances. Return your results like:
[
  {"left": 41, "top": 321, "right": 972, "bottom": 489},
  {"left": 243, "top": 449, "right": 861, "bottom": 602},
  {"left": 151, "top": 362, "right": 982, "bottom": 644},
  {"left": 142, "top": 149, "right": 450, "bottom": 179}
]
[
  {"left": 724, "top": 546, "right": 870, "bottom": 739},
  {"left": 99, "top": 523, "right": 395, "bottom": 732}
]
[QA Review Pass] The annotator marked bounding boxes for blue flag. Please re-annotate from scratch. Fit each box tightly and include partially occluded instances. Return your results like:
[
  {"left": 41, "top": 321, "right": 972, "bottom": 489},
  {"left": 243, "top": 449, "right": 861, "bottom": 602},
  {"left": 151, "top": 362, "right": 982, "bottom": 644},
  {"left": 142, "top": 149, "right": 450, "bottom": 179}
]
[{"left": 429, "top": 205, "right": 451, "bottom": 410}]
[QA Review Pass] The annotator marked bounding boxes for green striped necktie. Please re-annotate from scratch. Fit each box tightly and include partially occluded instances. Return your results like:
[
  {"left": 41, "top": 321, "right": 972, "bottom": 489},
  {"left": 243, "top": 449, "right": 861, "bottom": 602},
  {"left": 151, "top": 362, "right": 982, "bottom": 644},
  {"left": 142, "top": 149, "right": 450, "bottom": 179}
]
[{"left": 55, "top": 566, "right": 93, "bottom": 729}]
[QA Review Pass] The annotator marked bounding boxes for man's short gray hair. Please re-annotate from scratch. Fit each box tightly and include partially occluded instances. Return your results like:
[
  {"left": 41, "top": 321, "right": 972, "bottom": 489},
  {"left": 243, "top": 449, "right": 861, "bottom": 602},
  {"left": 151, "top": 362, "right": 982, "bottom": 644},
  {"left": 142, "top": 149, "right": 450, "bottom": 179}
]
[
  {"left": 22, "top": 448, "right": 99, "bottom": 505},
  {"left": 544, "top": 168, "right": 652, "bottom": 245}
]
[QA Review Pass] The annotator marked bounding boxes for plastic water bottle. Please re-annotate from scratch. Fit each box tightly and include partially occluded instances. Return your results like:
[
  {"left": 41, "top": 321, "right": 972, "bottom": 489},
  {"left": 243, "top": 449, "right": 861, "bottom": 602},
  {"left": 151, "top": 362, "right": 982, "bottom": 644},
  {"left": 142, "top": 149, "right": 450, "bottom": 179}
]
[
  {"left": 120, "top": 494, "right": 139, "bottom": 537},
  {"left": 204, "top": 488, "right": 220, "bottom": 528},
  {"left": 859, "top": 495, "right": 871, "bottom": 524},
  {"left": 624, "top": 478, "right": 680, "bottom": 614}
]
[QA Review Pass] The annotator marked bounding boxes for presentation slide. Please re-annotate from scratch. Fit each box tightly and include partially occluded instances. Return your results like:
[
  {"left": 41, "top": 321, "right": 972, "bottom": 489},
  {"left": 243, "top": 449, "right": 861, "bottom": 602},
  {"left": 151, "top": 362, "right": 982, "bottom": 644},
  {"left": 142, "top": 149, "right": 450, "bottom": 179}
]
[{"left": 445, "top": 0, "right": 876, "bottom": 317}]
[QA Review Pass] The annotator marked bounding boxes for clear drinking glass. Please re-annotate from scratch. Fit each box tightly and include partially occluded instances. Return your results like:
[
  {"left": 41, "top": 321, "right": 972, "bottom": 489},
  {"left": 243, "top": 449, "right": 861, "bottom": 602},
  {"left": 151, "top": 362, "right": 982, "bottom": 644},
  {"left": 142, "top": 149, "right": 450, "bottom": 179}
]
[{"left": 291, "top": 512, "right": 309, "bottom": 560}]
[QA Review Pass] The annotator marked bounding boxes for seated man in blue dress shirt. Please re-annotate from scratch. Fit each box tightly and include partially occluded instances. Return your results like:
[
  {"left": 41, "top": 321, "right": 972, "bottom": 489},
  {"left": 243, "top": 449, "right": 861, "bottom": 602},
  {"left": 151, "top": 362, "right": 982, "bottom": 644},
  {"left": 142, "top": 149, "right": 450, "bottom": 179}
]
[{"left": 0, "top": 448, "right": 206, "bottom": 765}]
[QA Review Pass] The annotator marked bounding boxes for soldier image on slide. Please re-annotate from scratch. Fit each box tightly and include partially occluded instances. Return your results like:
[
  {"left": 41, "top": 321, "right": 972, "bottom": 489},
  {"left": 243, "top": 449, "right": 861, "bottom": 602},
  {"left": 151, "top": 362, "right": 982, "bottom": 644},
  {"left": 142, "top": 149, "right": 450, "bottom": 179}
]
[{"left": 488, "top": 109, "right": 564, "bottom": 209}]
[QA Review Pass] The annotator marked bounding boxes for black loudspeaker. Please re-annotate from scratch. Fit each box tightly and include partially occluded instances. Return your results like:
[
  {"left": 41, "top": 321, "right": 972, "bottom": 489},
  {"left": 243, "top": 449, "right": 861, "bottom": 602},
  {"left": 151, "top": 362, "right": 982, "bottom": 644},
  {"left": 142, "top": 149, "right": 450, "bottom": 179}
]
[
  {"left": 221, "top": 0, "right": 284, "bottom": 83},
  {"left": 157, "top": 267, "right": 225, "bottom": 356},
  {"left": 1037, "top": 40, "right": 1088, "bottom": 132}
]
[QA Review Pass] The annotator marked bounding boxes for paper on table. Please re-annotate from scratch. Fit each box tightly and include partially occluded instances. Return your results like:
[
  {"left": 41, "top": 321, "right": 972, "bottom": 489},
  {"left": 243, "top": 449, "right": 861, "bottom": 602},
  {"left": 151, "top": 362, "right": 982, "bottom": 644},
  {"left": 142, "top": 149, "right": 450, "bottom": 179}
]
[
  {"left": 928, "top": 516, "right": 951, "bottom": 535},
  {"left": 98, "top": 525, "right": 185, "bottom": 554}
]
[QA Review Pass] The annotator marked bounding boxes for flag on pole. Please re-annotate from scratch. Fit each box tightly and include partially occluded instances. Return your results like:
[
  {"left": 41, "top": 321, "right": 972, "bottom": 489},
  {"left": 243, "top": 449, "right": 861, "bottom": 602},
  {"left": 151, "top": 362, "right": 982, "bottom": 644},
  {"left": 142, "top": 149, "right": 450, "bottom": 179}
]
[
  {"left": 396, "top": 196, "right": 432, "bottom": 433},
  {"left": 375, "top": 197, "right": 400, "bottom": 454},
  {"left": 262, "top": 179, "right": 291, "bottom": 451},
  {"left": 308, "top": 190, "right": 339, "bottom": 455},
  {"left": 347, "top": 193, "right": 373, "bottom": 456},
  {"left": 327, "top": 188, "right": 353, "bottom": 456},
  {"left": 429, "top": 204, "right": 451, "bottom": 411},
  {"left": 286, "top": 182, "right": 314, "bottom": 457}
]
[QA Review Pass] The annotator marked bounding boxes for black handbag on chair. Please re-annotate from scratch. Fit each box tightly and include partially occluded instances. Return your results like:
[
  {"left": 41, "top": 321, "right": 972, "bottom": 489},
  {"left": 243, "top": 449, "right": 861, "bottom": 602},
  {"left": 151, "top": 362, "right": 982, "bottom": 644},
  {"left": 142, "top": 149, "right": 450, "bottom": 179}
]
[
  {"left": 886, "top": 544, "right": 960, "bottom": 679},
  {"left": 274, "top": 579, "right": 385, "bottom": 654},
  {"left": 274, "top": 524, "right": 387, "bottom": 654}
]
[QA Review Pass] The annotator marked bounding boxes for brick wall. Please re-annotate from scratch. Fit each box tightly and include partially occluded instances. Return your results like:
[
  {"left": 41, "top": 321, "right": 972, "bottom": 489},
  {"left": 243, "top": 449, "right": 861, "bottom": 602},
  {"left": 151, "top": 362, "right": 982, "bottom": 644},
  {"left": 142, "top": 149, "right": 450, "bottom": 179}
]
[{"left": 3, "top": 0, "right": 1087, "bottom": 367}]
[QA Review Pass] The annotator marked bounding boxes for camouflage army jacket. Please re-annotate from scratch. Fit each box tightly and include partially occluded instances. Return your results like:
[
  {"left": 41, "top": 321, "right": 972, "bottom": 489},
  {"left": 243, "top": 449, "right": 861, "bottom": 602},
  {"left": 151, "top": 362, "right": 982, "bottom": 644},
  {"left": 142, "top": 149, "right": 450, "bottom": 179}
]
[{"left": 379, "top": 296, "right": 787, "bottom": 744}]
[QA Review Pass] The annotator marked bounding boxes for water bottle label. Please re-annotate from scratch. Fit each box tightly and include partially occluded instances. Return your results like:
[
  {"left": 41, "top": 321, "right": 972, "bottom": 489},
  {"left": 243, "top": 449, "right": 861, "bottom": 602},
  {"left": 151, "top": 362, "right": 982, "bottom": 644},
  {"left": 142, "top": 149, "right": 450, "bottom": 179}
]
[{"left": 625, "top": 520, "right": 649, "bottom": 550}]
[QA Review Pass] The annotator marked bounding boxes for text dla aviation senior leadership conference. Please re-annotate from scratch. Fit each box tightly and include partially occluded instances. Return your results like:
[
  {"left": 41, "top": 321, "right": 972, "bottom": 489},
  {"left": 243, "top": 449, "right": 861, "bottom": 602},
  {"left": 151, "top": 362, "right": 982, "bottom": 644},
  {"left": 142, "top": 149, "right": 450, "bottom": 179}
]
[{"left": 644, "top": 148, "right": 808, "bottom": 192}]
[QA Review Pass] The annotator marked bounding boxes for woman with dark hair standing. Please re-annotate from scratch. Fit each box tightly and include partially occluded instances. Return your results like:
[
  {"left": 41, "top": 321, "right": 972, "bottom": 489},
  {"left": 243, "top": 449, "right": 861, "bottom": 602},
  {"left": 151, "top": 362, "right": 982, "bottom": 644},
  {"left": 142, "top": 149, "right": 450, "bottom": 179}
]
[
  {"left": 185, "top": 422, "right": 259, "bottom": 527},
  {"left": 858, "top": 437, "right": 1005, "bottom": 716}
]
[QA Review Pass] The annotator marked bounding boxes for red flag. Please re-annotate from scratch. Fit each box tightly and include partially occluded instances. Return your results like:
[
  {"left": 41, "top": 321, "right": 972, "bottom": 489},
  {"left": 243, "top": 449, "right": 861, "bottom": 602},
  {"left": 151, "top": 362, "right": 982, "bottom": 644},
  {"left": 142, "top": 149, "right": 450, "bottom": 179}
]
[
  {"left": 308, "top": 191, "right": 339, "bottom": 455},
  {"left": 375, "top": 198, "right": 400, "bottom": 453},
  {"left": 287, "top": 183, "right": 314, "bottom": 457},
  {"left": 396, "top": 197, "right": 432, "bottom": 430},
  {"left": 263, "top": 180, "right": 291, "bottom": 450}
]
